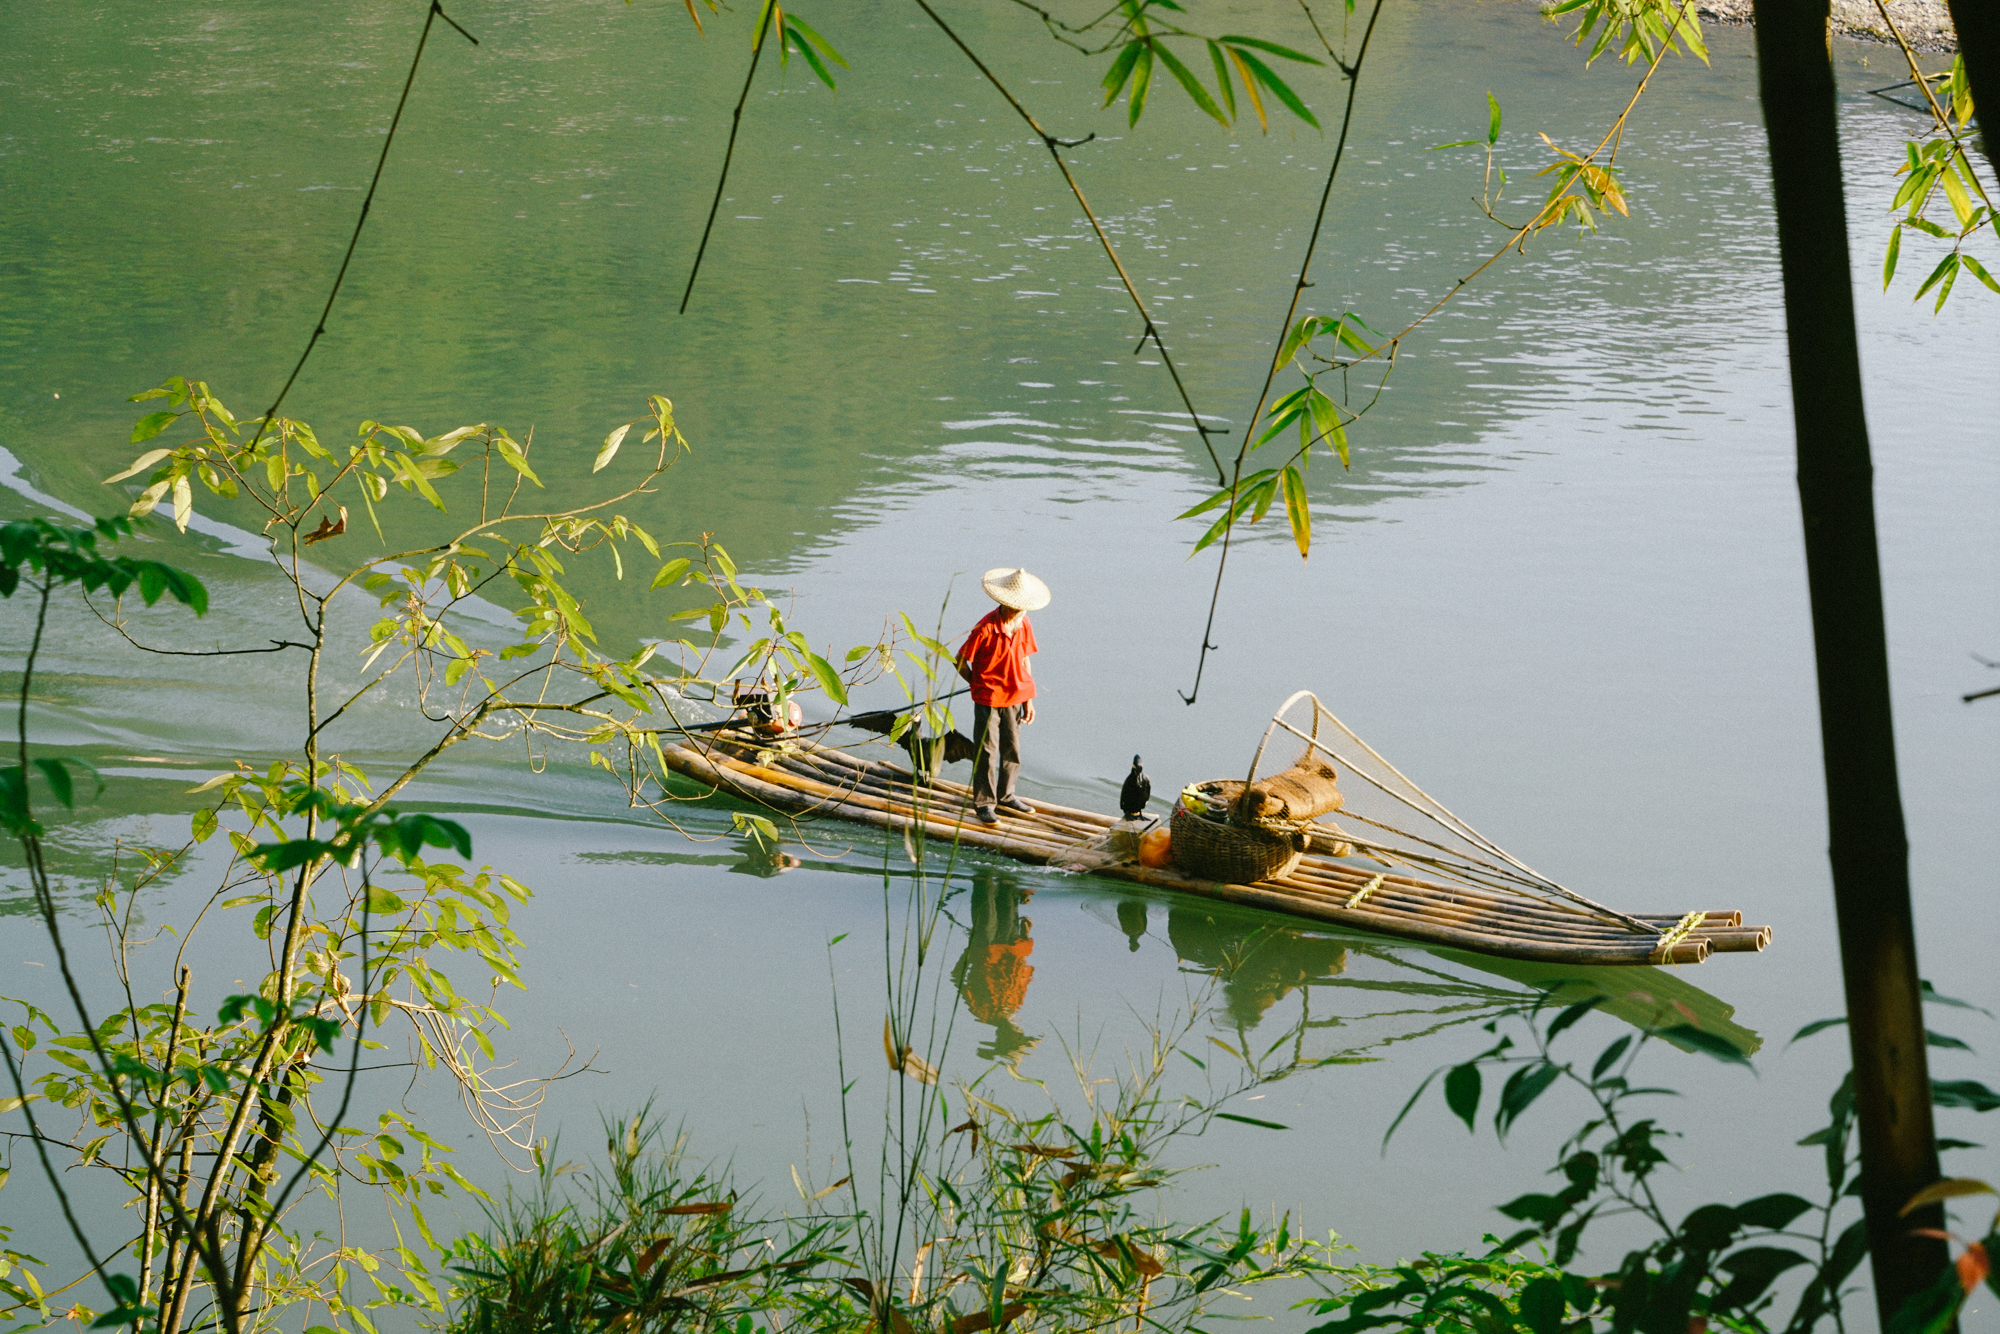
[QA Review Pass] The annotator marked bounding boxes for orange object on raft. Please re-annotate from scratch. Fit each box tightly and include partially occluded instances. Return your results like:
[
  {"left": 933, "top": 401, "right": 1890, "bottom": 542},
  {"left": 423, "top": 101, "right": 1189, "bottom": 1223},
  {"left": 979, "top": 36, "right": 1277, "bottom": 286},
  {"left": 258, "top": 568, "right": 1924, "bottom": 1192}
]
[{"left": 653, "top": 689, "right": 1772, "bottom": 969}]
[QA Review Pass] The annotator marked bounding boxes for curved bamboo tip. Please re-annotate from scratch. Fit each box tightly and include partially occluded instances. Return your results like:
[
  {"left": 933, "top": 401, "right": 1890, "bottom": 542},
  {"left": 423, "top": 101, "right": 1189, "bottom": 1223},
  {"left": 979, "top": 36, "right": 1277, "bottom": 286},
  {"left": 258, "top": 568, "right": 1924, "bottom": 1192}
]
[
  {"left": 1701, "top": 925, "right": 1773, "bottom": 953},
  {"left": 1657, "top": 937, "right": 1713, "bottom": 965}
]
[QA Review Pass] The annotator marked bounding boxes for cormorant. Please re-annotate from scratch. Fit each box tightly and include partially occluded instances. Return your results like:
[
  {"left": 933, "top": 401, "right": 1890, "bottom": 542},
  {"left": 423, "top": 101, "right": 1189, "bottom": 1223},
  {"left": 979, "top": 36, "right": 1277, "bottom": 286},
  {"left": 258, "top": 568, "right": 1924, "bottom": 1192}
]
[{"left": 1119, "top": 755, "right": 1151, "bottom": 819}]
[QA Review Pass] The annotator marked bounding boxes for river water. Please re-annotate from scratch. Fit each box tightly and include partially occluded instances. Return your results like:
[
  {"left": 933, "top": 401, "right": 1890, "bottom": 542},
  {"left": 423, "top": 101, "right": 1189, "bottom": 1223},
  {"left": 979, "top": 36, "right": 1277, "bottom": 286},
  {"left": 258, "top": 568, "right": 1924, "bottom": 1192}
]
[{"left": 3, "top": 0, "right": 1997, "bottom": 1326}]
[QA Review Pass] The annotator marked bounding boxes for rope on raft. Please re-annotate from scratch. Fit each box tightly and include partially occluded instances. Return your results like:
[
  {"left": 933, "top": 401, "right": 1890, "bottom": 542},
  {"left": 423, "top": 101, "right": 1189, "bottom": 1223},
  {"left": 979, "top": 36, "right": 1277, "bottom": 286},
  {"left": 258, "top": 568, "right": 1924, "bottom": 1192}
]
[{"left": 1652, "top": 910, "right": 1708, "bottom": 963}]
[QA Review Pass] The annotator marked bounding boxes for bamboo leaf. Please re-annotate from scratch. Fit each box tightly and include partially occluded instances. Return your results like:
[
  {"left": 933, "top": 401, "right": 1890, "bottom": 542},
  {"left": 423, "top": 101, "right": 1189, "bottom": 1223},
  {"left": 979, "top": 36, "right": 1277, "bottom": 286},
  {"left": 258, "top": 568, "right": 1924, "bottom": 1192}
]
[
  {"left": 1277, "top": 316, "right": 1323, "bottom": 368},
  {"left": 1306, "top": 387, "right": 1342, "bottom": 451},
  {"left": 1214, "top": 1111, "right": 1290, "bottom": 1130},
  {"left": 1153, "top": 42, "right": 1229, "bottom": 127},
  {"left": 1207, "top": 41, "right": 1235, "bottom": 120},
  {"left": 1912, "top": 251, "right": 1957, "bottom": 301},
  {"left": 1216, "top": 35, "right": 1321, "bottom": 64},
  {"left": 1101, "top": 40, "right": 1143, "bottom": 105},
  {"left": 1937, "top": 163, "right": 1975, "bottom": 227},
  {"left": 1176, "top": 484, "right": 1233, "bottom": 521},
  {"left": 1230, "top": 47, "right": 1319, "bottom": 129},
  {"left": 1960, "top": 253, "right": 2000, "bottom": 294},
  {"left": 1487, "top": 89, "right": 1502, "bottom": 145},
  {"left": 1246, "top": 474, "right": 1280, "bottom": 524},
  {"left": 1281, "top": 464, "right": 1310, "bottom": 559},
  {"left": 788, "top": 28, "right": 837, "bottom": 89},
  {"left": 1228, "top": 48, "right": 1268, "bottom": 133},
  {"left": 781, "top": 13, "right": 846, "bottom": 67},
  {"left": 1883, "top": 225, "right": 1902, "bottom": 290},
  {"left": 1128, "top": 41, "right": 1154, "bottom": 126},
  {"left": 1932, "top": 257, "right": 1959, "bottom": 311}
]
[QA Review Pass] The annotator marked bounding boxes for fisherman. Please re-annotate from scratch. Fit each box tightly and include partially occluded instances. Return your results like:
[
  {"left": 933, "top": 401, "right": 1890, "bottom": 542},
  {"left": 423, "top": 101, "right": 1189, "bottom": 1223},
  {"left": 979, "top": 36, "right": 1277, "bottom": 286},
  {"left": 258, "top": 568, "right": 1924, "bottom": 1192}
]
[{"left": 955, "top": 567, "right": 1049, "bottom": 825}]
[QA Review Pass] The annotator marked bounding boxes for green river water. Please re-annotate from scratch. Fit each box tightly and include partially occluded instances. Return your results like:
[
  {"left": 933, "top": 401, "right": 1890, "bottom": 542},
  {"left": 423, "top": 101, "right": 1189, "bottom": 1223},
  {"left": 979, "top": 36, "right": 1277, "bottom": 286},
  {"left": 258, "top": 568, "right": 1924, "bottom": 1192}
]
[{"left": 3, "top": 0, "right": 1997, "bottom": 1325}]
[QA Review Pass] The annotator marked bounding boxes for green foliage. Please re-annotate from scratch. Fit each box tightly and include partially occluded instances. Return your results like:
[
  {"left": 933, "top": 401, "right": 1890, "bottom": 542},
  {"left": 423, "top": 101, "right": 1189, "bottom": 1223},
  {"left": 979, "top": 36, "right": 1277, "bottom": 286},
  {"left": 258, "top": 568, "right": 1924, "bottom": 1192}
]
[
  {"left": 756, "top": 2, "right": 848, "bottom": 91},
  {"left": 445, "top": 1109, "right": 840, "bottom": 1334},
  {"left": 0, "top": 375, "right": 914, "bottom": 1334},
  {"left": 0, "top": 516, "right": 205, "bottom": 613},
  {"left": 1089, "top": 1, "right": 1322, "bottom": 131},
  {"left": 1545, "top": 0, "right": 1708, "bottom": 67},
  {"left": 1340, "top": 990, "right": 2000, "bottom": 1334},
  {"left": 1881, "top": 58, "right": 1996, "bottom": 312}
]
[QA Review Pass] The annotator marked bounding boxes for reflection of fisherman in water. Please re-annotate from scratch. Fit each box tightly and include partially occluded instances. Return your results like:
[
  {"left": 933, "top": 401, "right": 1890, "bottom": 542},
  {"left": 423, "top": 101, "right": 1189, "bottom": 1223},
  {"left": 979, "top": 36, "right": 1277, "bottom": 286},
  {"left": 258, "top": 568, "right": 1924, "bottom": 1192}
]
[
  {"left": 1167, "top": 905, "right": 1349, "bottom": 1030},
  {"left": 951, "top": 867, "right": 1041, "bottom": 1065}
]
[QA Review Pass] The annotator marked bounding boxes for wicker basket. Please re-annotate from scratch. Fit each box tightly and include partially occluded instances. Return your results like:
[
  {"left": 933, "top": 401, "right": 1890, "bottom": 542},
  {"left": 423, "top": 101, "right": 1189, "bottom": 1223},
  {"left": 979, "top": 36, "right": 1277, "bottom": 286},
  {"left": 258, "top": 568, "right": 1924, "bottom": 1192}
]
[{"left": 1169, "top": 796, "right": 1308, "bottom": 884}]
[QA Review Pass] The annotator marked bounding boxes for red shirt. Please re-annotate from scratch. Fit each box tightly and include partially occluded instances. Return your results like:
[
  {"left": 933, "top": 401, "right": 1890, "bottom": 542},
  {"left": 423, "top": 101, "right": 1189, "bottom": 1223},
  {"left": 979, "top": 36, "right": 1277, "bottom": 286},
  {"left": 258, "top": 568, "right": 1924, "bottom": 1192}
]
[{"left": 957, "top": 609, "right": 1038, "bottom": 706}]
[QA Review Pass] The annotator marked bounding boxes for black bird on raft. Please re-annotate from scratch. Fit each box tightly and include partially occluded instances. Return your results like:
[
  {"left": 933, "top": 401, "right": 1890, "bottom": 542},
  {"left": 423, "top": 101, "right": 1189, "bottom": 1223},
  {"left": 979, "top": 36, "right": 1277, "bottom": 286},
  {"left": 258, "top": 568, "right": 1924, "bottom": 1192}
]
[{"left": 1120, "top": 756, "right": 1151, "bottom": 819}]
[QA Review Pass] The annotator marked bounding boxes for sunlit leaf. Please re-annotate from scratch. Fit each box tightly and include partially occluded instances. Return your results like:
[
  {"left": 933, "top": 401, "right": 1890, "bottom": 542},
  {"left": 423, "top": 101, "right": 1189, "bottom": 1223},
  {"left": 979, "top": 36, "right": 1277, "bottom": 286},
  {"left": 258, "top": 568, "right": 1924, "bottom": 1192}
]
[
  {"left": 595, "top": 424, "right": 630, "bottom": 473},
  {"left": 1153, "top": 42, "right": 1228, "bottom": 127},
  {"left": 1216, "top": 34, "right": 1321, "bottom": 64},
  {"left": 1228, "top": 47, "right": 1318, "bottom": 130},
  {"left": 1228, "top": 48, "right": 1268, "bottom": 133},
  {"left": 104, "top": 448, "right": 174, "bottom": 486},
  {"left": 129, "top": 412, "right": 180, "bottom": 445},
  {"left": 1281, "top": 464, "right": 1310, "bottom": 559},
  {"left": 805, "top": 651, "right": 848, "bottom": 706},
  {"left": 1128, "top": 41, "right": 1154, "bottom": 126}
]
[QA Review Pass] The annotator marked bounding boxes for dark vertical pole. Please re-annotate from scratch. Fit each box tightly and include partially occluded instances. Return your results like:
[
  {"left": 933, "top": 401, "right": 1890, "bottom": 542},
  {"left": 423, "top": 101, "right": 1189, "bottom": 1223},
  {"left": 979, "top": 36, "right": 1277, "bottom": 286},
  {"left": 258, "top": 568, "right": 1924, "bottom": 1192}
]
[
  {"left": 1943, "top": 0, "right": 1997, "bottom": 172},
  {"left": 1747, "top": 0, "right": 1948, "bottom": 1323}
]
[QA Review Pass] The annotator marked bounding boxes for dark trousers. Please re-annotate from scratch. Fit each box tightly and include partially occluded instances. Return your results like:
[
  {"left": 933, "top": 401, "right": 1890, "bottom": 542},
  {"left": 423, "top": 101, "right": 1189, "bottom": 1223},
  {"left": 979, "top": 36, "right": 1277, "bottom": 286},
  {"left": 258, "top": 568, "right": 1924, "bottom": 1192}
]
[{"left": 971, "top": 703, "right": 1023, "bottom": 807}]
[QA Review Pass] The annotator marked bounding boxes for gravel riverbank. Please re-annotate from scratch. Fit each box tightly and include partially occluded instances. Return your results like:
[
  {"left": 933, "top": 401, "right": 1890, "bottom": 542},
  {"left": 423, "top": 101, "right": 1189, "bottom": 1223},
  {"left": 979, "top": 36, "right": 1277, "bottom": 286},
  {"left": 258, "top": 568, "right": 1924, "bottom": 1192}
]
[{"left": 1691, "top": 0, "right": 1956, "bottom": 53}]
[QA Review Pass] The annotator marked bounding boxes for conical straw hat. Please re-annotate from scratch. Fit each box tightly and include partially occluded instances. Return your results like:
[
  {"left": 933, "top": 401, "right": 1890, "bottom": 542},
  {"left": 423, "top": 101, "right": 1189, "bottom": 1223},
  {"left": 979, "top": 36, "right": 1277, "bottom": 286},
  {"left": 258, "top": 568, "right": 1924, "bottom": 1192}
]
[{"left": 981, "top": 567, "right": 1050, "bottom": 611}]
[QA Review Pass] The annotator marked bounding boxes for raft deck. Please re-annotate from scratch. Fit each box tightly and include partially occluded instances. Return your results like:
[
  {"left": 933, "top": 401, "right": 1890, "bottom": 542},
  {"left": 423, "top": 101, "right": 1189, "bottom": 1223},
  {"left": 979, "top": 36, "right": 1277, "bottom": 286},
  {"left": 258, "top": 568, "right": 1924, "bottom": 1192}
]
[{"left": 660, "top": 731, "right": 1771, "bottom": 968}]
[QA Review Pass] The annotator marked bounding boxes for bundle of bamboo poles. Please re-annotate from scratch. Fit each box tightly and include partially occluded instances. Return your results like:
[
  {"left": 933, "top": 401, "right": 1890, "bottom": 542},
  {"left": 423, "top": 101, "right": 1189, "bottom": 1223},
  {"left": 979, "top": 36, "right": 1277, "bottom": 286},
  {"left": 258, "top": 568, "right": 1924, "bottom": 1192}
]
[{"left": 657, "top": 732, "right": 1771, "bottom": 968}]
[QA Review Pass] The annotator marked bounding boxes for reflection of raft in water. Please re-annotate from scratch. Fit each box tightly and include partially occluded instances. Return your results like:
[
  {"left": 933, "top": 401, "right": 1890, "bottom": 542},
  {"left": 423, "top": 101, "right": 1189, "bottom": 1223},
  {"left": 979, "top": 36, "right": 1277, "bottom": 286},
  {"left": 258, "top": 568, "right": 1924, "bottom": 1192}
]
[{"left": 658, "top": 691, "right": 1772, "bottom": 969}]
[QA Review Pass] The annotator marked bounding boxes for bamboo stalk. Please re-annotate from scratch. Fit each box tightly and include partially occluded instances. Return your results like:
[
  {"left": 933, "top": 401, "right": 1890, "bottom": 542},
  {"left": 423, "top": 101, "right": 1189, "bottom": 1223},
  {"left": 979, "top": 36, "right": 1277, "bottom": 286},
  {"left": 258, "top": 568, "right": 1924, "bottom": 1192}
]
[
  {"left": 661, "top": 740, "right": 1742, "bottom": 967},
  {"left": 781, "top": 745, "right": 1108, "bottom": 839},
  {"left": 1283, "top": 862, "right": 1649, "bottom": 936},
  {"left": 687, "top": 743, "right": 1080, "bottom": 857},
  {"left": 785, "top": 740, "right": 1105, "bottom": 824},
  {"left": 662, "top": 743, "right": 1067, "bottom": 863},
  {"left": 1277, "top": 873, "right": 1657, "bottom": 951},
  {"left": 709, "top": 753, "right": 1073, "bottom": 857},
  {"left": 1100, "top": 863, "right": 1711, "bottom": 964}
]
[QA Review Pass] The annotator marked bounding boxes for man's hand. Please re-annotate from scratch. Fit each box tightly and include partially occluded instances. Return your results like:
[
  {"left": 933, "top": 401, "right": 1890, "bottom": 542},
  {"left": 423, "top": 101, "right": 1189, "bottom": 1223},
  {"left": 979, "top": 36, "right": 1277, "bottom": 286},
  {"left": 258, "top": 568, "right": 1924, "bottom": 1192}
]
[{"left": 1021, "top": 701, "right": 1036, "bottom": 725}]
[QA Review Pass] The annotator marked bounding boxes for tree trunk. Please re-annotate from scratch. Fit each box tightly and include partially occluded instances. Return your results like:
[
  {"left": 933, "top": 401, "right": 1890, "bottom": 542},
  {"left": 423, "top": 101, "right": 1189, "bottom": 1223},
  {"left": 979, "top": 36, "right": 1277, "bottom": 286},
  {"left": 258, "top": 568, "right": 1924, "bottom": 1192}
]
[
  {"left": 1747, "top": 0, "right": 1949, "bottom": 1325},
  {"left": 1943, "top": 0, "right": 1997, "bottom": 174}
]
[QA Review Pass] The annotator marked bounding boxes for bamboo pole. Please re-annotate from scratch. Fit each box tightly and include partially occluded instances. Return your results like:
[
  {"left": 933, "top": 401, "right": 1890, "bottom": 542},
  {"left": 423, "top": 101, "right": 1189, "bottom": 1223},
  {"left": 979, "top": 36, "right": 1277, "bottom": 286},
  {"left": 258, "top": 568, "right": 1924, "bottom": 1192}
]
[
  {"left": 660, "top": 741, "right": 1747, "bottom": 967},
  {"left": 774, "top": 749, "right": 1105, "bottom": 840},
  {"left": 1751, "top": 0, "right": 1945, "bottom": 1313},
  {"left": 1099, "top": 863, "right": 1711, "bottom": 965},
  {"left": 661, "top": 743, "right": 1070, "bottom": 864},
  {"left": 705, "top": 752, "right": 1074, "bottom": 860}
]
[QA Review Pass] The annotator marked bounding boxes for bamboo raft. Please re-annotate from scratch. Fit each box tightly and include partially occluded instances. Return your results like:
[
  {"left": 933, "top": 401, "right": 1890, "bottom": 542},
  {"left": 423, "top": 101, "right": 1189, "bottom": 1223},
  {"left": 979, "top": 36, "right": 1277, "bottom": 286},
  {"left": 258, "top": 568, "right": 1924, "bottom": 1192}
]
[{"left": 657, "top": 693, "right": 1772, "bottom": 968}]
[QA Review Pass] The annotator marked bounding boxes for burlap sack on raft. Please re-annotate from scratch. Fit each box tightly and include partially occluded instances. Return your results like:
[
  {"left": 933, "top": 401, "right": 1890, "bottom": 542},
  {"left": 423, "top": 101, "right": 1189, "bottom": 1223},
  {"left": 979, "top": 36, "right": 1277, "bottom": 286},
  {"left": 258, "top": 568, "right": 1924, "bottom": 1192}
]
[{"left": 1204, "top": 754, "right": 1344, "bottom": 827}]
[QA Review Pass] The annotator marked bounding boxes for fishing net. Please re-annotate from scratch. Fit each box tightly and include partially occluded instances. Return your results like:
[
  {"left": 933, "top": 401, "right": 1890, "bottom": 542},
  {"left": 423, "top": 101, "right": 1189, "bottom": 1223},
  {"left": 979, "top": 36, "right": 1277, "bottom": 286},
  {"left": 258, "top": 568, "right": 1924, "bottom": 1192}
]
[{"left": 1249, "top": 691, "right": 1657, "bottom": 935}]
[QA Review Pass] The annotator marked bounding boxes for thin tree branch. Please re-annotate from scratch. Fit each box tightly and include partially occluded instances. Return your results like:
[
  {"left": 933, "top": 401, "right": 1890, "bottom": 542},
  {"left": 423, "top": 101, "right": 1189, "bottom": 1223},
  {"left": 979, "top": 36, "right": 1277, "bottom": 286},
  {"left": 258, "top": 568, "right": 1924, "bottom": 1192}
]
[
  {"left": 247, "top": 0, "right": 477, "bottom": 451},
  {"left": 681, "top": 2, "right": 779, "bottom": 314},
  {"left": 1180, "top": 0, "right": 1388, "bottom": 704},
  {"left": 909, "top": 0, "right": 1229, "bottom": 485}
]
